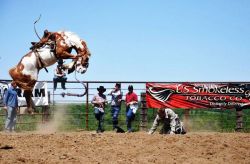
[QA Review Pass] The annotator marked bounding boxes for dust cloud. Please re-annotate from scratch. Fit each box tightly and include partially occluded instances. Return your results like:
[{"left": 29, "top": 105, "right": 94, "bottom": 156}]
[{"left": 36, "top": 105, "right": 67, "bottom": 134}]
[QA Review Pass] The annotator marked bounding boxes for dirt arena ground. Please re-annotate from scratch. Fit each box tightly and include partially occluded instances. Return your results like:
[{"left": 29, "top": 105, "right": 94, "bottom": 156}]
[{"left": 0, "top": 131, "right": 249, "bottom": 164}]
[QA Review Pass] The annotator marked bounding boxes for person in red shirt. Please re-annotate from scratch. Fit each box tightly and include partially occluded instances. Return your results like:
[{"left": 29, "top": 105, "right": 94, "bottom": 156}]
[{"left": 125, "top": 85, "right": 138, "bottom": 132}]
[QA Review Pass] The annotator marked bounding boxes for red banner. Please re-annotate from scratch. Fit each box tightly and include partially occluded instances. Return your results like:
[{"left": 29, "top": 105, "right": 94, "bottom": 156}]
[{"left": 146, "top": 83, "right": 250, "bottom": 109}]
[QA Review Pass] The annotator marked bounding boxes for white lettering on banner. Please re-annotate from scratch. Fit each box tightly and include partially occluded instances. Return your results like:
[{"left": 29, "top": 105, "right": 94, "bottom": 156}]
[
  {"left": 176, "top": 84, "right": 245, "bottom": 94},
  {"left": 0, "top": 82, "right": 48, "bottom": 107},
  {"left": 186, "top": 95, "right": 243, "bottom": 101},
  {"left": 18, "top": 82, "right": 48, "bottom": 106}
]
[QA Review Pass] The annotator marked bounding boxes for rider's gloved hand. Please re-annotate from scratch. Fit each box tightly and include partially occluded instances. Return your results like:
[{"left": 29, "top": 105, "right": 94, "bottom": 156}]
[
  {"left": 170, "top": 131, "right": 175, "bottom": 135},
  {"left": 148, "top": 130, "right": 154, "bottom": 135}
]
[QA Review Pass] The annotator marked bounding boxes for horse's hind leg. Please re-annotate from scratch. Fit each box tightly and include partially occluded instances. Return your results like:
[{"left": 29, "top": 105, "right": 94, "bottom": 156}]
[{"left": 23, "top": 90, "right": 35, "bottom": 114}]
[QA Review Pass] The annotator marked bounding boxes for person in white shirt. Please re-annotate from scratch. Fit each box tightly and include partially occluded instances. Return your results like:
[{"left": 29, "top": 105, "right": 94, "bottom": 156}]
[
  {"left": 91, "top": 86, "right": 107, "bottom": 133},
  {"left": 108, "top": 83, "right": 122, "bottom": 130},
  {"left": 148, "top": 108, "right": 186, "bottom": 135}
]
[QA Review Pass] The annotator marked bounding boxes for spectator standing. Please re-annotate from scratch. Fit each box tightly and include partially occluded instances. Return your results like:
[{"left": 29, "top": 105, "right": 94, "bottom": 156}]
[
  {"left": 91, "top": 86, "right": 107, "bottom": 133},
  {"left": 125, "top": 85, "right": 138, "bottom": 132},
  {"left": 108, "top": 83, "right": 122, "bottom": 130},
  {"left": 4, "top": 81, "right": 18, "bottom": 132}
]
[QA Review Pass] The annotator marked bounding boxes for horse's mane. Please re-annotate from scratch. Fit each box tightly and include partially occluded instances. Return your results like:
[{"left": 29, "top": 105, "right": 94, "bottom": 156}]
[{"left": 58, "top": 31, "right": 84, "bottom": 50}]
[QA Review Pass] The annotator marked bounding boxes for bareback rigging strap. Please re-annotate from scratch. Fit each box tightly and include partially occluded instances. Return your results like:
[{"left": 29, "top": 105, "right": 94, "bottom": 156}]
[
  {"left": 34, "top": 50, "right": 48, "bottom": 73},
  {"left": 32, "top": 40, "right": 57, "bottom": 73}
]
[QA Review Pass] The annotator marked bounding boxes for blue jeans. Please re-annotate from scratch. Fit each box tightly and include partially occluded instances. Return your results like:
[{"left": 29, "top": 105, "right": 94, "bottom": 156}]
[
  {"left": 53, "top": 76, "right": 67, "bottom": 90},
  {"left": 111, "top": 106, "right": 120, "bottom": 129},
  {"left": 5, "top": 106, "right": 17, "bottom": 132},
  {"left": 126, "top": 107, "right": 135, "bottom": 132},
  {"left": 94, "top": 108, "right": 104, "bottom": 132}
]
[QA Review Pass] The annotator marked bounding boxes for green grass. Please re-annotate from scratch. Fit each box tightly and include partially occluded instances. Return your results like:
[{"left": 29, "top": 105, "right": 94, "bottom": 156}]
[
  {"left": 1, "top": 105, "right": 250, "bottom": 132},
  {"left": 0, "top": 107, "right": 51, "bottom": 132},
  {"left": 56, "top": 103, "right": 141, "bottom": 132}
]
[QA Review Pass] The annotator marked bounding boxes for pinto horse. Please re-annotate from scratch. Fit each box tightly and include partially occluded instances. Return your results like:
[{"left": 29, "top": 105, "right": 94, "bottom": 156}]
[{"left": 9, "top": 30, "right": 91, "bottom": 113}]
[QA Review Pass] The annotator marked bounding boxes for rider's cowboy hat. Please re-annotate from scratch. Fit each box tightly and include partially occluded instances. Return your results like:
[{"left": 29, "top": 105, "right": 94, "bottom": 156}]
[{"left": 97, "top": 86, "right": 106, "bottom": 92}]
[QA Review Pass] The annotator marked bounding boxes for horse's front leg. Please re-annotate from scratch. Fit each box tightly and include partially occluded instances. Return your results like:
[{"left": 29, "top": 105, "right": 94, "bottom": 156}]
[{"left": 23, "top": 90, "right": 35, "bottom": 114}]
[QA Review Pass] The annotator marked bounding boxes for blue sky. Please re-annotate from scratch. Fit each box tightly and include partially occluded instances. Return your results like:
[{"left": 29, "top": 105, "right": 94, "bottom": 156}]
[{"left": 1, "top": 0, "right": 250, "bottom": 82}]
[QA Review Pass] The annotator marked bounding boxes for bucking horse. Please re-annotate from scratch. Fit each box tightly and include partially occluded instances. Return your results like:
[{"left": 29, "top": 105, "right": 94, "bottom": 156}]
[{"left": 9, "top": 28, "right": 91, "bottom": 113}]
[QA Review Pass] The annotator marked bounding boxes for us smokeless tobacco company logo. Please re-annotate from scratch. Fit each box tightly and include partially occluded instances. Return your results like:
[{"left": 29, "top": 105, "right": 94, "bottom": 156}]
[
  {"left": 148, "top": 84, "right": 250, "bottom": 102},
  {"left": 147, "top": 87, "right": 175, "bottom": 102}
]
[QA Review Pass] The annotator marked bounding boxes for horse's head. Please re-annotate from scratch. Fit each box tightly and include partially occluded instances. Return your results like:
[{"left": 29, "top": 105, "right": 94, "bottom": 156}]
[
  {"left": 34, "top": 30, "right": 90, "bottom": 74},
  {"left": 64, "top": 42, "right": 91, "bottom": 74},
  {"left": 75, "top": 42, "right": 91, "bottom": 74}
]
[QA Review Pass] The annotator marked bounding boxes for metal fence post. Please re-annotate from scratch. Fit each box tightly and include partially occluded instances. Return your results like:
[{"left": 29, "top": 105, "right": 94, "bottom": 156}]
[
  {"left": 85, "top": 82, "right": 89, "bottom": 130},
  {"left": 140, "top": 92, "right": 148, "bottom": 131},
  {"left": 235, "top": 107, "right": 243, "bottom": 132},
  {"left": 42, "top": 106, "right": 49, "bottom": 123},
  {"left": 184, "top": 109, "right": 190, "bottom": 132}
]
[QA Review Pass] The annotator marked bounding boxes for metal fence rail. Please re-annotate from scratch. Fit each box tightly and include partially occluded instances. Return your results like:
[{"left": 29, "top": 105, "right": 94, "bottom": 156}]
[{"left": 0, "top": 80, "right": 250, "bottom": 132}]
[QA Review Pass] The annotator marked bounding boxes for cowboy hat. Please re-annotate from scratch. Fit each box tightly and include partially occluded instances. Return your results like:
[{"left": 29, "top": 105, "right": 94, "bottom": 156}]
[{"left": 97, "top": 86, "right": 106, "bottom": 92}]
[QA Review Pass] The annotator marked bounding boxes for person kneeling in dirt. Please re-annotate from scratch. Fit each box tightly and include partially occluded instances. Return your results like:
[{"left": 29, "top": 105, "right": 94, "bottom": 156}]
[
  {"left": 148, "top": 108, "right": 186, "bottom": 135},
  {"left": 91, "top": 86, "right": 107, "bottom": 133}
]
